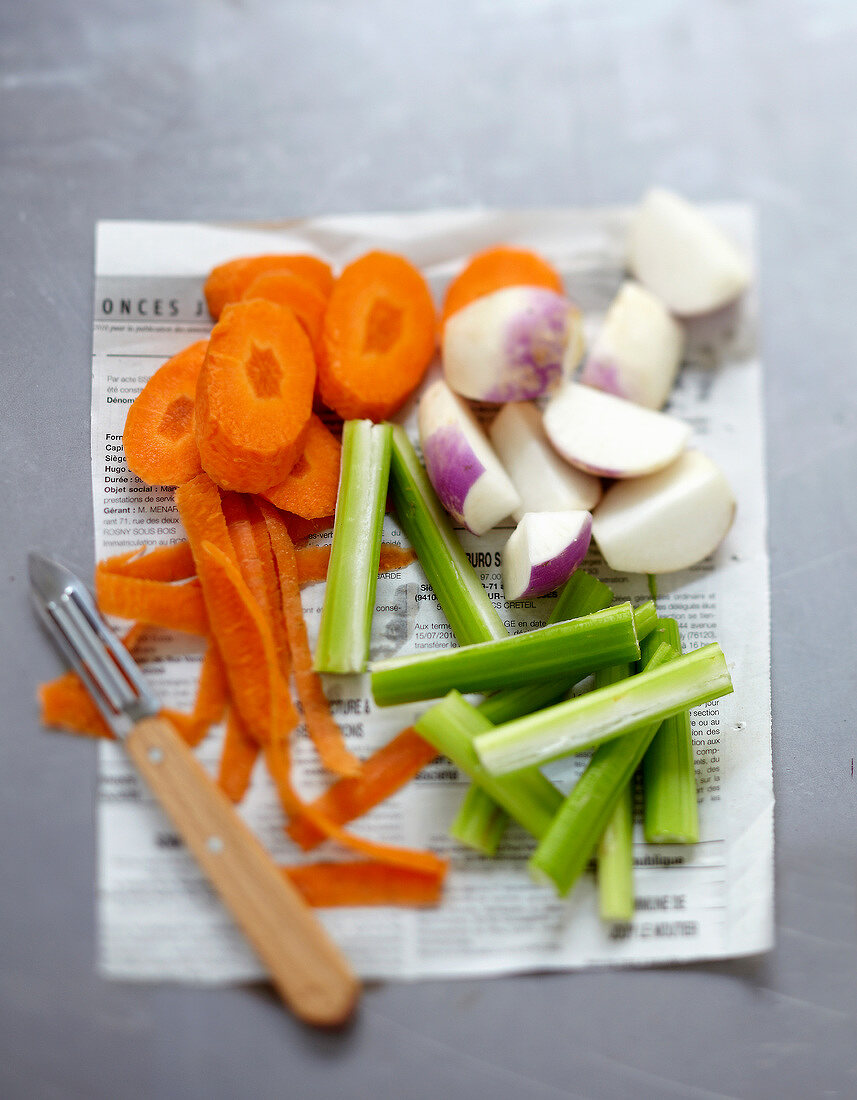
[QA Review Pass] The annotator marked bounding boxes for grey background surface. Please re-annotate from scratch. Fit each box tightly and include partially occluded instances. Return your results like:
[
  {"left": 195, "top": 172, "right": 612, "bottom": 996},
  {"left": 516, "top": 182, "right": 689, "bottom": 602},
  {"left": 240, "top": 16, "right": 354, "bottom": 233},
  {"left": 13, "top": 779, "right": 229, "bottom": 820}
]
[{"left": 2, "top": 2, "right": 855, "bottom": 1097}]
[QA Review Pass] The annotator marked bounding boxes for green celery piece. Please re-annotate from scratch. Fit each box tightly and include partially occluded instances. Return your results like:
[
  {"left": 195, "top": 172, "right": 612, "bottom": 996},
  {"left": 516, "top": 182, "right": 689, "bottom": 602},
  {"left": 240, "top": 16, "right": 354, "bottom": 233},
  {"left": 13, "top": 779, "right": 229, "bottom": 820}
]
[
  {"left": 633, "top": 599, "right": 658, "bottom": 641},
  {"left": 314, "top": 419, "right": 392, "bottom": 674},
  {"left": 598, "top": 781, "right": 635, "bottom": 923},
  {"left": 388, "top": 424, "right": 507, "bottom": 645},
  {"left": 642, "top": 617, "right": 700, "bottom": 844},
  {"left": 550, "top": 570, "right": 615, "bottom": 626},
  {"left": 415, "top": 691, "right": 563, "bottom": 839},
  {"left": 449, "top": 785, "right": 510, "bottom": 856},
  {"left": 528, "top": 636, "right": 678, "bottom": 897},
  {"left": 370, "top": 601, "right": 640, "bottom": 706},
  {"left": 473, "top": 641, "right": 733, "bottom": 776}
]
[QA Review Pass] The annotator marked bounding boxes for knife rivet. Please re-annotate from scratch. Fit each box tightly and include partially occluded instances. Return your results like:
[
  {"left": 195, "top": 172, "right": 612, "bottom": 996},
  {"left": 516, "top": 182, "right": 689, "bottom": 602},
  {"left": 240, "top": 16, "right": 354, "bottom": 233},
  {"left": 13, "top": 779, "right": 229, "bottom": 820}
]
[
  {"left": 207, "top": 835, "right": 225, "bottom": 854},
  {"left": 148, "top": 747, "right": 164, "bottom": 764}
]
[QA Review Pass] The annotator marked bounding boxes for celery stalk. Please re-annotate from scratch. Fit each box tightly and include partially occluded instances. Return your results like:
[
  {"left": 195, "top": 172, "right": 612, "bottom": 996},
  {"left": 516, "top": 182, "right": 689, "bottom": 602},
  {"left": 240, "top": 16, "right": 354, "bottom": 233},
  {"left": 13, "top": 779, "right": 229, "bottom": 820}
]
[
  {"left": 473, "top": 641, "right": 733, "bottom": 776},
  {"left": 449, "top": 786, "right": 510, "bottom": 855},
  {"left": 598, "top": 782, "right": 635, "bottom": 922},
  {"left": 414, "top": 691, "right": 563, "bottom": 839},
  {"left": 370, "top": 602, "right": 640, "bottom": 706},
  {"left": 633, "top": 599, "right": 658, "bottom": 641},
  {"left": 314, "top": 420, "right": 393, "bottom": 673},
  {"left": 528, "top": 637, "right": 678, "bottom": 897},
  {"left": 388, "top": 424, "right": 507, "bottom": 645},
  {"left": 642, "top": 617, "right": 700, "bottom": 844}
]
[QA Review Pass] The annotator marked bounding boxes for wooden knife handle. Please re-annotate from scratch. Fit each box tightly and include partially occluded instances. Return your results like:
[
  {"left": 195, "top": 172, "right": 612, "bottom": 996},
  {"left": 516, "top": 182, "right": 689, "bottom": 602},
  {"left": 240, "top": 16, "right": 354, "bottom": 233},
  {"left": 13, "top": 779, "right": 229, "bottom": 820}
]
[{"left": 125, "top": 715, "right": 359, "bottom": 1026}]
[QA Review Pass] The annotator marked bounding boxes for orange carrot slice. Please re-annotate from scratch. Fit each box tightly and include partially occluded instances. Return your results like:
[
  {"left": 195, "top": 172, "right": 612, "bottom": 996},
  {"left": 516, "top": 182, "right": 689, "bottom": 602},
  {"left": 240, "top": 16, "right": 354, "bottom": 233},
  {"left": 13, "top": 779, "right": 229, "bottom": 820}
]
[
  {"left": 261, "top": 415, "right": 341, "bottom": 520},
  {"left": 318, "top": 251, "right": 437, "bottom": 421},
  {"left": 204, "top": 254, "right": 334, "bottom": 319},
  {"left": 217, "top": 708, "right": 260, "bottom": 802},
  {"left": 122, "top": 341, "right": 206, "bottom": 485},
  {"left": 242, "top": 270, "right": 328, "bottom": 362},
  {"left": 295, "top": 543, "right": 416, "bottom": 586},
  {"left": 162, "top": 641, "right": 229, "bottom": 747},
  {"left": 94, "top": 568, "right": 208, "bottom": 635},
  {"left": 195, "top": 539, "right": 296, "bottom": 743},
  {"left": 259, "top": 500, "right": 362, "bottom": 778},
  {"left": 100, "top": 543, "right": 197, "bottom": 583},
  {"left": 288, "top": 727, "right": 437, "bottom": 850},
  {"left": 195, "top": 299, "right": 316, "bottom": 492},
  {"left": 283, "top": 861, "right": 444, "bottom": 908},
  {"left": 441, "top": 245, "right": 564, "bottom": 328}
]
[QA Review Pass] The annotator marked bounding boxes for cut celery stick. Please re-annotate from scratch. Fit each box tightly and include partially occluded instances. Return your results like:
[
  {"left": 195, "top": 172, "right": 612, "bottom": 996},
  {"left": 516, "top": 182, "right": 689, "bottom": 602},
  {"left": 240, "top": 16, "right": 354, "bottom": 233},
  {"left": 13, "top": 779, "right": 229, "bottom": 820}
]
[
  {"left": 474, "top": 641, "right": 733, "bottom": 775},
  {"left": 449, "top": 785, "right": 510, "bottom": 856},
  {"left": 598, "top": 781, "right": 635, "bottom": 922},
  {"left": 370, "top": 602, "right": 641, "bottom": 706},
  {"left": 388, "top": 424, "right": 507, "bottom": 645},
  {"left": 633, "top": 599, "right": 658, "bottom": 641},
  {"left": 642, "top": 617, "right": 700, "bottom": 844},
  {"left": 528, "top": 636, "right": 677, "bottom": 896},
  {"left": 415, "top": 691, "right": 563, "bottom": 839},
  {"left": 550, "top": 569, "right": 615, "bottom": 626},
  {"left": 593, "top": 663, "right": 636, "bottom": 922},
  {"left": 314, "top": 419, "right": 392, "bottom": 673}
]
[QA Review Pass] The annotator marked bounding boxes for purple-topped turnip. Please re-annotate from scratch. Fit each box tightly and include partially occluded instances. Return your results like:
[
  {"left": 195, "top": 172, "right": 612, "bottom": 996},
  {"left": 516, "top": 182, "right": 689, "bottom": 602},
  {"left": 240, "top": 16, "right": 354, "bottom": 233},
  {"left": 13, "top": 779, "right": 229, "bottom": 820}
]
[
  {"left": 418, "top": 378, "right": 521, "bottom": 536},
  {"left": 442, "top": 286, "right": 585, "bottom": 403},
  {"left": 502, "top": 511, "right": 593, "bottom": 601},
  {"left": 628, "top": 188, "right": 751, "bottom": 317},
  {"left": 488, "top": 401, "right": 602, "bottom": 521},
  {"left": 542, "top": 382, "right": 690, "bottom": 479},
  {"left": 579, "top": 281, "right": 685, "bottom": 409},
  {"left": 591, "top": 449, "right": 735, "bottom": 574}
]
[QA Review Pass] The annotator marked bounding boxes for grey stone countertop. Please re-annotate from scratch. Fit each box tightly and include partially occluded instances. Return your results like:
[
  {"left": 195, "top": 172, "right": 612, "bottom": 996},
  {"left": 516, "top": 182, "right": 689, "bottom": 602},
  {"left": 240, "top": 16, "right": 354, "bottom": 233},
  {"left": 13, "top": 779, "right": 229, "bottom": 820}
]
[{"left": 1, "top": 2, "right": 855, "bottom": 1097}]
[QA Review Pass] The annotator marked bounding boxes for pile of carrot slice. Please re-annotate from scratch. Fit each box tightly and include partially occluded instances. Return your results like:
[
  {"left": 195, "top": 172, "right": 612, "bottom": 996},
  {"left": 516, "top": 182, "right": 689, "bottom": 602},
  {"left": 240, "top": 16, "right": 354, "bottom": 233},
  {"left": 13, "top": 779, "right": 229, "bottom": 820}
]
[{"left": 40, "top": 242, "right": 564, "bottom": 912}]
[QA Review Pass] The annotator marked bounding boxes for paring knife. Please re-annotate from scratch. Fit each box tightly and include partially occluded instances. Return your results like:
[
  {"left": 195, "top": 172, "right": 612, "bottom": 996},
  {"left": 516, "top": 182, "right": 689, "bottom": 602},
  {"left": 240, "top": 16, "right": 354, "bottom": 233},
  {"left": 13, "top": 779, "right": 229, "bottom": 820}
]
[{"left": 29, "top": 551, "right": 359, "bottom": 1026}]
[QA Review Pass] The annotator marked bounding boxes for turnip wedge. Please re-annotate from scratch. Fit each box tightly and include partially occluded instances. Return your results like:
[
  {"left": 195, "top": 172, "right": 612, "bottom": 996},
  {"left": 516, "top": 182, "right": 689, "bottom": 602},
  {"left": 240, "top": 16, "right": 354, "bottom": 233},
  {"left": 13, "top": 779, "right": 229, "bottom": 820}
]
[
  {"left": 542, "top": 382, "right": 690, "bottom": 479},
  {"left": 501, "top": 511, "right": 592, "bottom": 601},
  {"left": 579, "top": 280, "right": 685, "bottom": 410},
  {"left": 628, "top": 187, "right": 752, "bottom": 317},
  {"left": 488, "top": 401, "right": 602, "bottom": 520},
  {"left": 591, "top": 449, "right": 736, "bottom": 574},
  {"left": 417, "top": 378, "right": 520, "bottom": 536},
  {"left": 441, "top": 286, "right": 585, "bottom": 402}
]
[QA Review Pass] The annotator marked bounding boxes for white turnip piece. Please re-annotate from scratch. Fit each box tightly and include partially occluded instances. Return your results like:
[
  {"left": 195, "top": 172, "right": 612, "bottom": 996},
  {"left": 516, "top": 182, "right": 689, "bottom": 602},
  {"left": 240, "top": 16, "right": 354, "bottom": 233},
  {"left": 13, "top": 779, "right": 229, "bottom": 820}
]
[
  {"left": 442, "top": 286, "right": 585, "bottom": 402},
  {"left": 542, "top": 382, "right": 690, "bottom": 479},
  {"left": 488, "top": 401, "right": 602, "bottom": 521},
  {"left": 628, "top": 188, "right": 751, "bottom": 316},
  {"left": 417, "top": 378, "right": 521, "bottom": 536},
  {"left": 502, "top": 511, "right": 593, "bottom": 601},
  {"left": 591, "top": 449, "right": 735, "bottom": 574},
  {"left": 579, "top": 280, "right": 685, "bottom": 409}
]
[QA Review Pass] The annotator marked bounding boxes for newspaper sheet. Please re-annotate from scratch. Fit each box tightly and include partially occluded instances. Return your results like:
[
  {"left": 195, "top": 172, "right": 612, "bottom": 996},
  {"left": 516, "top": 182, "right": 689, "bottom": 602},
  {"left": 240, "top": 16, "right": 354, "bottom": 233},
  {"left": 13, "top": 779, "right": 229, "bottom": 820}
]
[{"left": 91, "top": 206, "right": 772, "bottom": 982}]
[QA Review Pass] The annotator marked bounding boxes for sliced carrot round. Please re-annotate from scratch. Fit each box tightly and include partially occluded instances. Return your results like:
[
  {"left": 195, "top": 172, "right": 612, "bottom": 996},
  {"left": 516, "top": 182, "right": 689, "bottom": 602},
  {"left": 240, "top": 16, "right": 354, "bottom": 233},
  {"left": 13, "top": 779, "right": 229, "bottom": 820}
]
[
  {"left": 262, "top": 414, "right": 341, "bottom": 519},
  {"left": 318, "top": 251, "right": 437, "bottom": 421},
  {"left": 441, "top": 245, "right": 564, "bottom": 328},
  {"left": 122, "top": 340, "right": 206, "bottom": 486},
  {"left": 195, "top": 299, "right": 315, "bottom": 493},
  {"left": 241, "top": 270, "right": 328, "bottom": 363},
  {"left": 204, "top": 253, "right": 334, "bottom": 319}
]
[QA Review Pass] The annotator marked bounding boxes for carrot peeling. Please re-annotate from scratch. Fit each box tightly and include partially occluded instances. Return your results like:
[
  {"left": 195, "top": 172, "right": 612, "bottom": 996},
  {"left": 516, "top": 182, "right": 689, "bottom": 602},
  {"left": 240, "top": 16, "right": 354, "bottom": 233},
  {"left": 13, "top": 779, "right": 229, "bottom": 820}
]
[
  {"left": 283, "top": 861, "right": 444, "bottom": 908},
  {"left": 94, "top": 568, "right": 208, "bottom": 636},
  {"left": 261, "top": 415, "right": 342, "bottom": 520},
  {"left": 195, "top": 298, "right": 315, "bottom": 493},
  {"left": 288, "top": 727, "right": 437, "bottom": 849},
  {"left": 259, "top": 500, "right": 362, "bottom": 778},
  {"left": 99, "top": 542, "right": 197, "bottom": 583},
  {"left": 318, "top": 251, "right": 437, "bottom": 421},
  {"left": 217, "top": 708, "right": 260, "bottom": 802},
  {"left": 204, "top": 253, "right": 334, "bottom": 319},
  {"left": 162, "top": 640, "right": 229, "bottom": 747},
  {"left": 295, "top": 543, "right": 416, "bottom": 587},
  {"left": 441, "top": 244, "right": 564, "bottom": 328},
  {"left": 122, "top": 340, "right": 206, "bottom": 486}
]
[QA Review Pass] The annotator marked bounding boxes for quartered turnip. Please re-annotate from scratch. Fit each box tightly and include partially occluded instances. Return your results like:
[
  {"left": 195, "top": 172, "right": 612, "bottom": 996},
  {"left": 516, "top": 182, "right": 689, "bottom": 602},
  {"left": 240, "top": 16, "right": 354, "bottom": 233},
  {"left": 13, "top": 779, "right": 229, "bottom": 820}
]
[
  {"left": 488, "top": 401, "right": 602, "bottom": 521},
  {"left": 591, "top": 449, "right": 735, "bottom": 574},
  {"left": 579, "top": 280, "right": 685, "bottom": 409},
  {"left": 628, "top": 188, "right": 751, "bottom": 317},
  {"left": 417, "top": 378, "right": 521, "bottom": 536},
  {"left": 542, "top": 382, "right": 690, "bottom": 479},
  {"left": 442, "top": 286, "right": 585, "bottom": 403},
  {"left": 502, "top": 511, "right": 593, "bottom": 601}
]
